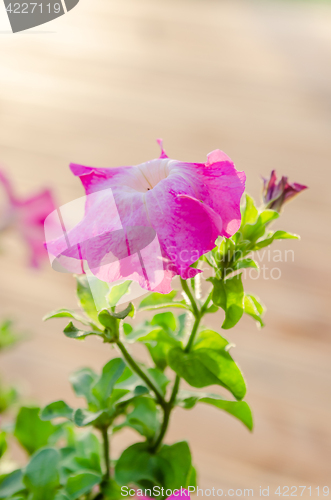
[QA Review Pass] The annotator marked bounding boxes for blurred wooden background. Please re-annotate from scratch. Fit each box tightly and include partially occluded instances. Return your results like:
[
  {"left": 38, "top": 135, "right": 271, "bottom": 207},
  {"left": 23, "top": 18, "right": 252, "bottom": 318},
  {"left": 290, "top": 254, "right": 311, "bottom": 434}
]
[{"left": 0, "top": 0, "right": 331, "bottom": 497}]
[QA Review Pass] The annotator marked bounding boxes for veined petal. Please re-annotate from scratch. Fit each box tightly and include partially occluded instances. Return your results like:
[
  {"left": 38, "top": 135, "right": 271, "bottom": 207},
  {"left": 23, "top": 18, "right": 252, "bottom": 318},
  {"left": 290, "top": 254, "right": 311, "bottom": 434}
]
[{"left": 46, "top": 143, "right": 246, "bottom": 291}]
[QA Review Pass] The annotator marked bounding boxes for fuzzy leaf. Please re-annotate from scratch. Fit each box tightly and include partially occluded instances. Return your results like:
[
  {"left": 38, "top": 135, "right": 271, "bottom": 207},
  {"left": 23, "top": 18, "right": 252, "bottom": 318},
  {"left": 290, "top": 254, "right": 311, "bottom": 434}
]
[
  {"left": 210, "top": 274, "right": 244, "bottom": 329},
  {"left": 244, "top": 294, "right": 265, "bottom": 327},
  {"left": 14, "top": 407, "right": 57, "bottom": 455},
  {"left": 107, "top": 281, "right": 132, "bottom": 307},
  {"left": 40, "top": 401, "right": 74, "bottom": 421},
  {"left": 168, "top": 330, "right": 246, "bottom": 400},
  {"left": 177, "top": 391, "right": 253, "bottom": 430}
]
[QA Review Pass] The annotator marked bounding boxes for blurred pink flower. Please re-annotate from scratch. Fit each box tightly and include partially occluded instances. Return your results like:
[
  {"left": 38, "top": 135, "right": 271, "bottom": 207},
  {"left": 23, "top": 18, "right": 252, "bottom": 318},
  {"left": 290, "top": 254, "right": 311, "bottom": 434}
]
[
  {"left": 262, "top": 170, "right": 307, "bottom": 212},
  {"left": 46, "top": 141, "right": 245, "bottom": 292},
  {"left": 0, "top": 170, "right": 56, "bottom": 267}
]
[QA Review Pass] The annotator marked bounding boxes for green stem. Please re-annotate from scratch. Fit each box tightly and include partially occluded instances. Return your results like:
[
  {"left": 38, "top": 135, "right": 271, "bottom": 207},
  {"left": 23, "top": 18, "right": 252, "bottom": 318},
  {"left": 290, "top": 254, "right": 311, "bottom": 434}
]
[
  {"left": 180, "top": 277, "right": 199, "bottom": 316},
  {"left": 101, "top": 427, "right": 110, "bottom": 480},
  {"left": 184, "top": 315, "right": 201, "bottom": 353},
  {"left": 116, "top": 340, "right": 165, "bottom": 406},
  {"left": 151, "top": 375, "right": 180, "bottom": 453},
  {"left": 152, "top": 281, "right": 212, "bottom": 452}
]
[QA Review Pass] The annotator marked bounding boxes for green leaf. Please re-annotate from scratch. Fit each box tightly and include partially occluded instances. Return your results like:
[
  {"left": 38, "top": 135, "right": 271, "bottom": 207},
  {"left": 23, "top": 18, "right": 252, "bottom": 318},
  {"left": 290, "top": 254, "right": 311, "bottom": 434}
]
[
  {"left": 69, "top": 368, "right": 98, "bottom": 405},
  {"left": 158, "top": 441, "right": 192, "bottom": 490},
  {"left": 113, "top": 371, "right": 149, "bottom": 405},
  {"left": 115, "top": 442, "right": 161, "bottom": 487},
  {"left": 110, "top": 303, "right": 134, "bottom": 320},
  {"left": 188, "top": 466, "right": 197, "bottom": 489},
  {"left": 232, "top": 258, "right": 258, "bottom": 272},
  {"left": 54, "top": 492, "right": 70, "bottom": 500},
  {"left": 0, "top": 470, "right": 25, "bottom": 499},
  {"left": 123, "top": 324, "right": 162, "bottom": 342},
  {"left": 102, "top": 479, "right": 123, "bottom": 500},
  {"left": 40, "top": 401, "right": 74, "bottom": 421},
  {"left": 142, "top": 328, "right": 181, "bottom": 372},
  {"left": 147, "top": 368, "right": 170, "bottom": 396},
  {"left": 241, "top": 207, "right": 279, "bottom": 242},
  {"left": 73, "top": 409, "right": 106, "bottom": 427},
  {"left": 177, "top": 391, "right": 253, "bottom": 430},
  {"left": 98, "top": 310, "right": 117, "bottom": 331},
  {"left": 139, "top": 290, "right": 177, "bottom": 309},
  {"left": 74, "top": 431, "right": 102, "bottom": 469},
  {"left": 0, "top": 431, "right": 7, "bottom": 459},
  {"left": 65, "top": 472, "right": 102, "bottom": 500},
  {"left": 241, "top": 194, "right": 258, "bottom": 226},
  {"left": 200, "top": 397, "right": 253, "bottom": 430},
  {"left": 206, "top": 304, "right": 218, "bottom": 314},
  {"left": 63, "top": 322, "right": 100, "bottom": 340},
  {"left": 14, "top": 407, "right": 57, "bottom": 455},
  {"left": 23, "top": 448, "right": 60, "bottom": 499},
  {"left": 115, "top": 441, "right": 192, "bottom": 490},
  {"left": 177, "top": 313, "right": 187, "bottom": 339},
  {"left": 125, "top": 398, "right": 159, "bottom": 439},
  {"left": 43, "top": 309, "right": 91, "bottom": 327},
  {"left": 210, "top": 274, "right": 244, "bottom": 329},
  {"left": 253, "top": 230, "right": 299, "bottom": 250},
  {"left": 107, "top": 281, "right": 132, "bottom": 307},
  {"left": 168, "top": 330, "right": 246, "bottom": 400},
  {"left": 259, "top": 209, "right": 279, "bottom": 225},
  {"left": 75, "top": 275, "right": 100, "bottom": 324},
  {"left": 92, "top": 358, "right": 126, "bottom": 408},
  {"left": 0, "top": 383, "right": 17, "bottom": 413},
  {"left": 0, "top": 320, "right": 19, "bottom": 351},
  {"left": 150, "top": 312, "right": 177, "bottom": 332},
  {"left": 244, "top": 294, "right": 265, "bottom": 327}
]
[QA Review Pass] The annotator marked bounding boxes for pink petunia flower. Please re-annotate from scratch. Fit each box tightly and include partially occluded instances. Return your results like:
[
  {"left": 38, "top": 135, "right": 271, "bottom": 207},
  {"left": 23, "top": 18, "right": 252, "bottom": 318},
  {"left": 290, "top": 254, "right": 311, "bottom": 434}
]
[
  {"left": 45, "top": 141, "right": 245, "bottom": 293},
  {"left": 0, "top": 169, "right": 56, "bottom": 267},
  {"left": 262, "top": 170, "right": 307, "bottom": 212}
]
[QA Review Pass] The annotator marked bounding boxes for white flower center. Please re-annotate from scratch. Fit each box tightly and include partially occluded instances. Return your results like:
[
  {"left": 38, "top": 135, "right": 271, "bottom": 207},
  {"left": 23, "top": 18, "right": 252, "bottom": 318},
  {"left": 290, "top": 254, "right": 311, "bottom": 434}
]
[{"left": 132, "top": 159, "right": 172, "bottom": 192}]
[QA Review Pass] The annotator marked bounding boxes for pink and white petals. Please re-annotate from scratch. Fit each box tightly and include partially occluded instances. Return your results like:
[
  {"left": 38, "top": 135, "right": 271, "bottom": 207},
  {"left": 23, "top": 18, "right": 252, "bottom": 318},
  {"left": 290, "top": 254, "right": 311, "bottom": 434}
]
[
  {"left": 0, "top": 169, "right": 56, "bottom": 267},
  {"left": 46, "top": 144, "right": 245, "bottom": 291}
]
